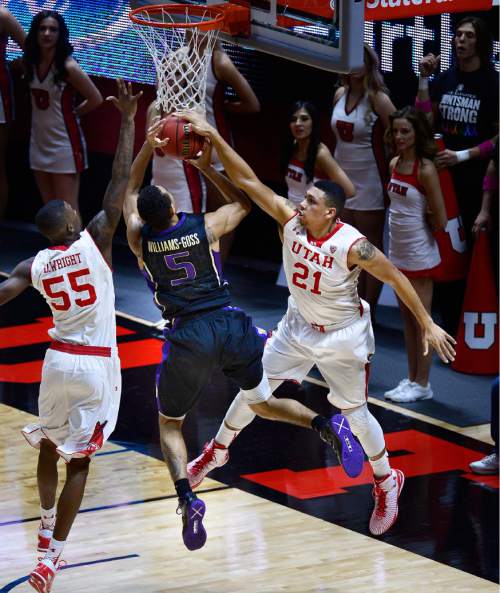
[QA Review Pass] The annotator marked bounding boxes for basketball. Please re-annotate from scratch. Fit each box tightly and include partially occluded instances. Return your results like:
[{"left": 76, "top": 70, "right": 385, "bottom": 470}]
[{"left": 158, "top": 115, "right": 205, "bottom": 160}]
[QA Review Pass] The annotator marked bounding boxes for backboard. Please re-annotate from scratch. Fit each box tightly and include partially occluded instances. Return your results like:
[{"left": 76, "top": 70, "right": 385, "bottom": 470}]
[{"left": 130, "top": 1, "right": 365, "bottom": 73}]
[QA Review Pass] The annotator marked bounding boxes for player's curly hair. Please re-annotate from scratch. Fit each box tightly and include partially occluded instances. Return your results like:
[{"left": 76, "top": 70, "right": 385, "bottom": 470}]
[
  {"left": 137, "top": 185, "right": 173, "bottom": 228},
  {"left": 24, "top": 10, "right": 73, "bottom": 87},
  {"left": 283, "top": 100, "right": 321, "bottom": 185},
  {"left": 35, "top": 200, "right": 69, "bottom": 238},
  {"left": 385, "top": 106, "right": 437, "bottom": 162}
]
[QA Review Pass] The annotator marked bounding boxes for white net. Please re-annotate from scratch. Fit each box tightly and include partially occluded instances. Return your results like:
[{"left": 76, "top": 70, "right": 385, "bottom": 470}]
[{"left": 131, "top": 6, "right": 223, "bottom": 114}]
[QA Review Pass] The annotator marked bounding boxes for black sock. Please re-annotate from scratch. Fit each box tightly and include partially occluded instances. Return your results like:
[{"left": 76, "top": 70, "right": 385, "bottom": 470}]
[
  {"left": 175, "top": 478, "right": 192, "bottom": 499},
  {"left": 311, "top": 415, "right": 329, "bottom": 433}
]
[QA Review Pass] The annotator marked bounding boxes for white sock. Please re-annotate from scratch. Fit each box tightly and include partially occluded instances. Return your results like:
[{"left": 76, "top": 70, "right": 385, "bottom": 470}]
[
  {"left": 45, "top": 537, "right": 65, "bottom": 565},
  {"left": 40, "top": 505, "right": 56, "bottom": 530},
  {"left": 215, "top": 391, "right": 257, "bottom": 447},
  {"left": 370, "top": 452, "right": 392, "bottom": 481},
  {"left": 215, "top": 423, "right": 240, "bottom": 448}
]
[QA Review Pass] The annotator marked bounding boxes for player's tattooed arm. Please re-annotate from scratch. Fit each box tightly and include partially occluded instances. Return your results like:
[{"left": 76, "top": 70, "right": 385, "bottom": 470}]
[
  {"left": 352, "top": 238, "right": 376, "bottom": 261},
  {"left": 205, "top": 224, "right": 217, "bottom": 246}
]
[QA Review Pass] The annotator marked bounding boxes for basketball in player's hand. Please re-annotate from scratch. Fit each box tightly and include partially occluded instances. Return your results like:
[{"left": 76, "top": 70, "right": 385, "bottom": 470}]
[{"left": 158, "top": 114, "right": 205, "bottom": 159}]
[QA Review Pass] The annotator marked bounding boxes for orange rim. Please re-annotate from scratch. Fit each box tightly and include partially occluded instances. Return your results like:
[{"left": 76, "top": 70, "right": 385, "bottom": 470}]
[{"left": 129, "top": 3, "right": 225, "bottom": 31}]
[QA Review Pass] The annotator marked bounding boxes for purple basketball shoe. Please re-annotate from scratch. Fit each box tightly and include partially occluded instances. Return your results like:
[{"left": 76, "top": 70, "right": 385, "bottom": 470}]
[{"left": 178, "top": 493, "right": 206, "bottom": 551}]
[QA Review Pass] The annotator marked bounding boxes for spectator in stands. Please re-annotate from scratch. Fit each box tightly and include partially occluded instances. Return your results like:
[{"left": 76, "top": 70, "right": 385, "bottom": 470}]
[
  {"left": 23, "top": 10, "right": 102, "bottom": 212},
  {"left": 417, "top": 16, "right": 499, "bottom": 334},
  {"left": 383, "top": 107, "right": 447, "bottom": 403},
  {"left": 470, "top": 377, "right": 499, "bottom": 475},
  {"left": 0, "top": 7, "right": 25, "bottom": 219},
  {"left": 331, "top": 44, "right": 396, "bottom": 323}
]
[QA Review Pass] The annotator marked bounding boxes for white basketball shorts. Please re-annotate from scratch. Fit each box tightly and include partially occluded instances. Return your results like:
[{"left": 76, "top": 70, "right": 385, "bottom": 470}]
[
  {"left": 263, "top": 301, "right": 375, "bottom": 410},
  {"left": 22, "top": 348, "right": 121, "bottom": 463}
]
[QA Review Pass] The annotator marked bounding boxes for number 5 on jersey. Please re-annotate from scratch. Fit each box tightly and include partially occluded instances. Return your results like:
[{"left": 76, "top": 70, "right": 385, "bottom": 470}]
[{"left": 42, "top": 268, "right": 97, "bottom": 311}]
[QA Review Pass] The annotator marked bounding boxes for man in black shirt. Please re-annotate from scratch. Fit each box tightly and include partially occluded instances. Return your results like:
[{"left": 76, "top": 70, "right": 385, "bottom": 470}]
[{"left": 416, "top": 16, "right": 498, "bottom": 333}]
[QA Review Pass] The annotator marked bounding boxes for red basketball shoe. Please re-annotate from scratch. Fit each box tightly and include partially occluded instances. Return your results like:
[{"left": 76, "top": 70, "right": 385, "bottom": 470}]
[
  {"left": 37, "top": 524, "right": 53, "bottom": 554},
  {"left": 187, "top": 439, "right": 229, "bottom": 489},
  {"left": 369, "top": 469, "right": 405, "bottom": 536},
  {"left": 28, "top": 558, "right": 59, "bottom": 593}
]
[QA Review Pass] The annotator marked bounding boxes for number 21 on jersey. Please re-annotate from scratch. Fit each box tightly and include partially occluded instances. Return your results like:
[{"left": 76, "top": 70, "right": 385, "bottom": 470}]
[{"left": 292, "top": 262, "right": 322, "bottom": 295}]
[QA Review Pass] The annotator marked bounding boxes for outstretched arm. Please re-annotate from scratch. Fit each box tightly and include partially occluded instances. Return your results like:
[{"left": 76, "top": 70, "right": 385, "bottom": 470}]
[
  {"left": 191, "top": 144, "right": 252, "bottom": 243},
  {"left": 347, "top": 238, "right": 456, "bottom": 363},
  {"left": 122, "top": 117, "right": 169, "bottom": 259},
  {"left": 86, "top": 80, "right": 141, "bottom": 265},
  {"left": 180, "top": 111, "right": 293, "bottom": 226},
  {"left": 0, "top": 258, "right": 33, "bottom": 305}
]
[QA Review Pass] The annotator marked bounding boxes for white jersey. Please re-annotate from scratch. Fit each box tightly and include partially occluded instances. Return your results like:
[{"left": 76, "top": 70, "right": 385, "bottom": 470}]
[
  {"left": 387, "top": 159, "right": 440, "bottom": 272},
  {"left": 331, "top": 91, "right": 386, "bottom": 211},
  {"left": 30, "top": 63, "right": 87, "bottom": 174},
  {"left": 30, "top": 229, "right": 116, "bottom": 347},
  {"left": 285, "top": 158, "right": 327, "bottom": 206},
  {"left": 282, "top": 213, "right": 365, "bottom": 329},
  {"left": 152, "top": 152, "right": 206, "bottom": 214}
]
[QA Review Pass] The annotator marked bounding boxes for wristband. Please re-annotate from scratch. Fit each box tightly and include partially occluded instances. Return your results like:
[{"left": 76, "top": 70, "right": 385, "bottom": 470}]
[
  {"left": 415, "top": 98, "right": 432, "bottom": 113},
  {"left": 455, "top": 150, "right": 471, "bottom": 163},
  {"left": 483, "top": 174, "right": 499, "bottom": 191},
  {"left": 418, "top": 77, "right": 429, "bottom": 91},
  {"left": 478, "top": 140, "right": 495, "bottom": 158}
]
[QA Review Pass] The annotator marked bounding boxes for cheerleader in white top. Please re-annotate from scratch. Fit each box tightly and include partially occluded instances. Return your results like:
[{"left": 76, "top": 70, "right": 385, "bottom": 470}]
[
  {"left": 385, "top": 106, "right": 447, "bottom": 403},
  {"left": 0, "top": 7, "right": 25, "bottom": 219},
  {"left": 331, "top": 45, "right": 395, "bottom": 320},
  {"left": 182, "top": 111, "right": 456, "bottom": 536},
  {"left": 204, "top": 44, "right": 260, "bottom": 260},
  {"left": 24, "top": 11, "right": 102, "bottom": 211},
  {"left": 277, "top": 100, "right": 354, "bottom": 284},
  {"left": 285, "top": 100, "right": 354, "bottom": 207}
]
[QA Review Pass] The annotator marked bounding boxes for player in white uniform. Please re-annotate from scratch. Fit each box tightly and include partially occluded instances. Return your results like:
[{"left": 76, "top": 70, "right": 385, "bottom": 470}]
[
  {"left": 384, "top": 107, "right": 447, "bottom": 404},
  {"left": 0, "top": 80, "right": 139, "bottom": 593},
  {"left": 24, "top": 10, "right": 103, "bottom": 211},
  {"left": 181, "top": 111, "right": 456, "bottom": 536},
  {"left": 331, "top": 44, "right": 395, "bottom": 321}
]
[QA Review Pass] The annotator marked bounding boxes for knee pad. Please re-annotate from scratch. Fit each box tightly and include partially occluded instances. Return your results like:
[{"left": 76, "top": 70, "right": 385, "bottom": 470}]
[
  {"left": 344, "top": 404, "right": 385, "bottom": 458},
  {"left": 240, "top": 373, "right": 272, "bottom": 404}
]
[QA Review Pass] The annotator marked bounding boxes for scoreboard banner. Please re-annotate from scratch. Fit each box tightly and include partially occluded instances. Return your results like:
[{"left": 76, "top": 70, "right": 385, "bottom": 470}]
[{"left": 366, "top": 0, "right": 493, "bottom": 21}]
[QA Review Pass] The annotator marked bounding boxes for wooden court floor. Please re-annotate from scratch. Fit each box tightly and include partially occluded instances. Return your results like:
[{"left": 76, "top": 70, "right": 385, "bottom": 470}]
[
  {"left": 0, "top": 402, "right": 498, "bottom": 593},
  {"left": 0, "top": 282, "right": 498, "bottom": 593}
]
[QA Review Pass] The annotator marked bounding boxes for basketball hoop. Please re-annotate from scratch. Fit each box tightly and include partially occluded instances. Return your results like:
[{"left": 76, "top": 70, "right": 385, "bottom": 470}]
[{"left": 129, "top": 4, "right": 226, "bottom": 114}]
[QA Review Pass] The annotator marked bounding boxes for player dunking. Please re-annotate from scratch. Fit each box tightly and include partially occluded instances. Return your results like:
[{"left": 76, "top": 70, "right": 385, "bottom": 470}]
[
  {"left": 182, "top": 111, "right": 457, "bottom": 536},
  {"left": 122, "top": 120, "right": 365, "bottom": 551},
  {"left": 0, "top": 80, "right": 140, "bottom": 593}
]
